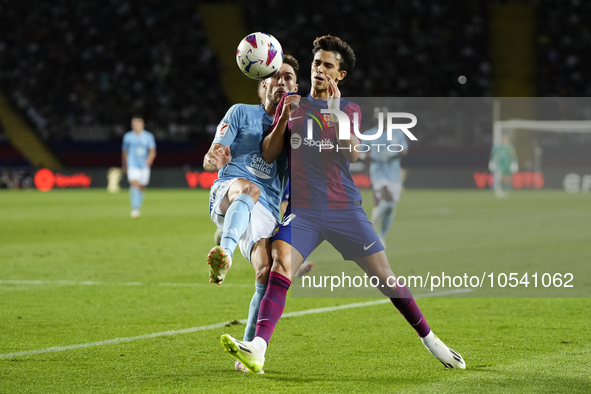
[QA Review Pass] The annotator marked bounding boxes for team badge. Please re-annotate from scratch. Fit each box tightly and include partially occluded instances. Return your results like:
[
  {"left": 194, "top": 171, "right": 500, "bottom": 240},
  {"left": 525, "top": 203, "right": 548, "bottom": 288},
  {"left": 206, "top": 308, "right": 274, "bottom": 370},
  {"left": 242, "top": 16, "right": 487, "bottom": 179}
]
[
  {"left": 323, "top": 114, "right": 334, "bottom": 128},
  {"left": 216, "top": 122, "right": 229, "bottom": 138}
]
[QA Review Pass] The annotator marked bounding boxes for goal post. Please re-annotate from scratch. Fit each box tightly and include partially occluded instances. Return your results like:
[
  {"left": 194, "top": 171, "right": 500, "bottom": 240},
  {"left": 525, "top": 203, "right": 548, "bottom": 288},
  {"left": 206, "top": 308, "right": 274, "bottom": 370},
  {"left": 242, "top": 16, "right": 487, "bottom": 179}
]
[
  {"left": 494, "top": 119, "right": 591, "bottom": 143},
  {"left": 493, "top": 118, "right": 591, "bottom": 192}
]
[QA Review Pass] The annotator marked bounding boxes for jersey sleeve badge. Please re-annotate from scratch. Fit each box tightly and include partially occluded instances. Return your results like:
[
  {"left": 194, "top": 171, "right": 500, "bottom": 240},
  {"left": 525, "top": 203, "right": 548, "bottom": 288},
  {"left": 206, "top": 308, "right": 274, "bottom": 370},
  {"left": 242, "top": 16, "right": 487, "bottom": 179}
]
[{"left": 216, "top": 122, "right": 230, "bottom": 138}]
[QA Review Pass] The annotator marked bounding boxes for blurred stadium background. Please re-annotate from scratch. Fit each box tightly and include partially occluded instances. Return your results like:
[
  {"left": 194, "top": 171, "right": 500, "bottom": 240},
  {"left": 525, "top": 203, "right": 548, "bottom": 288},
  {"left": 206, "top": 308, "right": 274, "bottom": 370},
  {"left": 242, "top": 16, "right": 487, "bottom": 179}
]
[
  {"left": 2, "top": 2, "right": 591, "bottom": 392},
  {"left": 1, "top": 0, "right": 590, "bottom": 192}
]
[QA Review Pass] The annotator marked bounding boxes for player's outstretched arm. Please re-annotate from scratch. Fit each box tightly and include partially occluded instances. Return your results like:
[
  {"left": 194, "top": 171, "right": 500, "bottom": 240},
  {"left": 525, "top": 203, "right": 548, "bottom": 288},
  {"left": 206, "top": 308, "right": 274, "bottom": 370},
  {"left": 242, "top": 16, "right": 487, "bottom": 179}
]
[
  {"left": 203, "top": 143, "right": 231, "bottom": 172},
  {"left": 262, "top": 94, "right": 300, "bottom": 163}
]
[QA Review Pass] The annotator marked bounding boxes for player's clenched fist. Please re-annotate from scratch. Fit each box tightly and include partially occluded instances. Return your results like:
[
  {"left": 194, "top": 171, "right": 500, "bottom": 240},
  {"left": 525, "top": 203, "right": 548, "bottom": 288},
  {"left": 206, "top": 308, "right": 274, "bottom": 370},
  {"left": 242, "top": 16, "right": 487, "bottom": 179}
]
[{"left": 279, "top": 94, "right": 301, "bottom": 122}]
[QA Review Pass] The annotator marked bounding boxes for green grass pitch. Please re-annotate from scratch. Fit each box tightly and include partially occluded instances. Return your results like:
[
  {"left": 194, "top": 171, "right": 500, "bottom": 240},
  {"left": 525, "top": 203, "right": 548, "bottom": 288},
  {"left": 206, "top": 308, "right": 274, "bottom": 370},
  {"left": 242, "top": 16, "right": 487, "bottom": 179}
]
[{"left": 1, "top": 189, "right": 590, "bottom": 393}]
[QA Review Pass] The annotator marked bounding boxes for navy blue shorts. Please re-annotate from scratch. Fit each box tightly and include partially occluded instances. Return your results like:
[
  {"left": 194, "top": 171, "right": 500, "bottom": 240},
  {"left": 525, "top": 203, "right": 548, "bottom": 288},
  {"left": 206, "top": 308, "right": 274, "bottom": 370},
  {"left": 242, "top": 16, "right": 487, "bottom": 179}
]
[
  {"left": 272, "top": 202, "right": 293, "bottom": 245},
  {"left": 272, "top": 202, "right": 384, "bottom": 261}
]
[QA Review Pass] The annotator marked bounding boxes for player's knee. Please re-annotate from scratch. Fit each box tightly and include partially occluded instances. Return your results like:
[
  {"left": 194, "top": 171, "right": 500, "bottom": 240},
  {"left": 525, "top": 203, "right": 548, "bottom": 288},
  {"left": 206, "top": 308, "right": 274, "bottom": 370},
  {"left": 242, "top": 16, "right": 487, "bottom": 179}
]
[
  {"left": 379, "top": 284, "right": 399, "bottom": 298},
  {"left": 368, "top": 271, "right": 398, "bottom": 297},
  {"left": 238, "top": 182, "right": 260, "bottom": 202},
  {"left": 271, "top": 253, "right": 291, "bottom": 280}
]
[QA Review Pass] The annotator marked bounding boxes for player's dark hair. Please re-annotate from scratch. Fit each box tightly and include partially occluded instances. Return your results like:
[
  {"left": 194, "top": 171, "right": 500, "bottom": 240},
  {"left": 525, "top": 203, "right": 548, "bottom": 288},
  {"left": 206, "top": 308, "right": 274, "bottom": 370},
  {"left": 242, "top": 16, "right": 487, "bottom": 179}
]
[
  {"left": 283, "top": 53, "right": 299, "bottom": 79},
  {"left": 131, "top": 115, "right": 144, "bottom": 120},
  {"left": 312, "top": 35, "right": 356, "bottom": 83}
]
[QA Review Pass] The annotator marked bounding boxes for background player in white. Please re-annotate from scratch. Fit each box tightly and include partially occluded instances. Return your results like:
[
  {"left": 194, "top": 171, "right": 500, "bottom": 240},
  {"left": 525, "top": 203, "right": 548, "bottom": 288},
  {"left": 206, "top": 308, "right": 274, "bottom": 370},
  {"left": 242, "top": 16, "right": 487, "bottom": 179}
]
[
  {"left": 122, "top": 116, "right": 156, "bottom": 218},
  {"left": 203, "top": 56, "right": 299, "bottom": 372},
  {"left": 366, "top": 107, "right": 408, "bottom": 248}
]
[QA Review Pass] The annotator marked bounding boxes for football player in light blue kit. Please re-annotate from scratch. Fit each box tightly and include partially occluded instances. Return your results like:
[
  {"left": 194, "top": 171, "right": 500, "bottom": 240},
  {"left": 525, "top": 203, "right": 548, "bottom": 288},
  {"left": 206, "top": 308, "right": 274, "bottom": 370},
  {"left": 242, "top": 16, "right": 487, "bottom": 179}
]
[
  {"left": 122, "top": 116, "right": 156, "bottom": 218},
  {"left": 203, "top": 55, "right": 299, "bottom": 373},
  {"left": 366, "top": 107, "right": 408, "bottom": 248}
]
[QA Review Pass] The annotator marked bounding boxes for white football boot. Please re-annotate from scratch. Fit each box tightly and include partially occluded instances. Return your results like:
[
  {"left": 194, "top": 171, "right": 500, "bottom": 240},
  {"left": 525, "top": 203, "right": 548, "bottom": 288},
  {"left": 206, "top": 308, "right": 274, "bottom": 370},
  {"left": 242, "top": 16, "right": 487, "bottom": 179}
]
[
  {"left": 130, "top": 209, "right": 140, "bottom": 218},
  {"left": 421, "top": 331, "right": 466, "bottom": 369},
  {"left": 221, "top": 334, "right": 265, "bottom": 373}
]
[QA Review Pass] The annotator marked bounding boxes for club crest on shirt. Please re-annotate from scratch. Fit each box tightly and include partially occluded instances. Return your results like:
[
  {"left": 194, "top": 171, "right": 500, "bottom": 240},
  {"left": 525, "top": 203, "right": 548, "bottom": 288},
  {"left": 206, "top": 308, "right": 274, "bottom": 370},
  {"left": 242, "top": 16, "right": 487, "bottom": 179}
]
[
  {"left": 216, "top": 122, "right": 230, "bottom": 138},
  {"left": 323, "top": 114, "right": 334, "bottom": 128}
]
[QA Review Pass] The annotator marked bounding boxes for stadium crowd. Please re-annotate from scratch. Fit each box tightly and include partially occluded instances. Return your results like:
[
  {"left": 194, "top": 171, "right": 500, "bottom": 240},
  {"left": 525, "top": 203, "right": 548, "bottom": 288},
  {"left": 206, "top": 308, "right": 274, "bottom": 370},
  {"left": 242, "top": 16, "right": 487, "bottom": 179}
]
[
  {"left": 0, "top": 0, "right": 494, "bottom": 146},
  {"left": 0, "top": 0, "right": 226, "bottom": 142},
  {"left": 537, "top": 0, "right": 591, "bottom": 96},
  {"left": 241, "top": 0, "right": 492, "bottom": 99},
  {"left": 1, "top": 0, "right": 587, "bottom": 148}
]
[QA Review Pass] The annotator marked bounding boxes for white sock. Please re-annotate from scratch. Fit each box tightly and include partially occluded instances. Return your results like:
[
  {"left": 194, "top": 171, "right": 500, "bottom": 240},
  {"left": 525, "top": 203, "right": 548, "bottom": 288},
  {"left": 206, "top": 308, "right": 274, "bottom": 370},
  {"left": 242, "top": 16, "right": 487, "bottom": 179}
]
[
  {"left": 420, "top": 330, "right": 436, "bottom": 348},
  {"left": 252, "top": 336, "right": 268, "bottom": 356}
]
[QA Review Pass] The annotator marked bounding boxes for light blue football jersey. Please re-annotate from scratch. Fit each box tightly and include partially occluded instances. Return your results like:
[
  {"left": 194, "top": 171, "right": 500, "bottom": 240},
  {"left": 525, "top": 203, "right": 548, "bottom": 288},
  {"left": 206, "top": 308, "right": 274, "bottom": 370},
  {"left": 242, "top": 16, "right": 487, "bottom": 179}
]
[
  {"left": 213, "top": 104, "right": 288, "bottom": 221},
  {"left": 366, "top": 126, "right": 408, "bottom": 184},
  {"left": 122, "top": 131, "right": 156, "bottom": 169}
]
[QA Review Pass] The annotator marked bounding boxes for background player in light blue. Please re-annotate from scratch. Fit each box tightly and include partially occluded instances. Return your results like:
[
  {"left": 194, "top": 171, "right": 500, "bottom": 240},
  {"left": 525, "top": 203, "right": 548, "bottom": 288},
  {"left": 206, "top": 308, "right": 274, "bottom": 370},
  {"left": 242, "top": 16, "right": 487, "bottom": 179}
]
[
  {"left": 366, "top": 107, "right": 408, "bottom": 248},
  {"left": 203, "top": 56, "right": 298, "bottom": 373},
  {"left": 122, "top": 116, "right": 156, "bottom": 218}
]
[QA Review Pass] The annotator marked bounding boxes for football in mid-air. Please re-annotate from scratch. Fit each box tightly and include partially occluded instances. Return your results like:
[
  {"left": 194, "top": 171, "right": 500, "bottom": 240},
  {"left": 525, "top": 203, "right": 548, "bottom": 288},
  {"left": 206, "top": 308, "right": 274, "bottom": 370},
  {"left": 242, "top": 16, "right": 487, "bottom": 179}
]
[{"left": 236, "top": 32, "right": 283, "bottom": 80}]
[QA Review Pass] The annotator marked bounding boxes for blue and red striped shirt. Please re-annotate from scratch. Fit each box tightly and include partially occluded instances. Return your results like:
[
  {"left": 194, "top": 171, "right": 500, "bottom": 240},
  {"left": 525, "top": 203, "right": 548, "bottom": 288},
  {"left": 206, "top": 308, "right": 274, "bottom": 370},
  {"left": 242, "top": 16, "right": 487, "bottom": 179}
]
[{"left": 270, "top": 95, "right": 363, "bottom": 209}]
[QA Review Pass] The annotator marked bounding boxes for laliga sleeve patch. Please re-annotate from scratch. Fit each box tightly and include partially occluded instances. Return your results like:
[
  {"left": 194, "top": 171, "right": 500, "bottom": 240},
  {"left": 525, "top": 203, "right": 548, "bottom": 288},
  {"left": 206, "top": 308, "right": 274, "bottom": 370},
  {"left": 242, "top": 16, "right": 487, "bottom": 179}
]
[{"left": 216, "top": 122, "right": 230, "bottom": 138}]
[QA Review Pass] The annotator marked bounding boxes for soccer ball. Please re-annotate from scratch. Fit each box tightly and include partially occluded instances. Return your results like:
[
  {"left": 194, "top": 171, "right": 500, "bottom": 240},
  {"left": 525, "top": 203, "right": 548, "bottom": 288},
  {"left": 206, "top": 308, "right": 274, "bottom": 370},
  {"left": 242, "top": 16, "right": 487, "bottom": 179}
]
[{"left": 236, "top": 32, "right": 283, "bottom": 80}]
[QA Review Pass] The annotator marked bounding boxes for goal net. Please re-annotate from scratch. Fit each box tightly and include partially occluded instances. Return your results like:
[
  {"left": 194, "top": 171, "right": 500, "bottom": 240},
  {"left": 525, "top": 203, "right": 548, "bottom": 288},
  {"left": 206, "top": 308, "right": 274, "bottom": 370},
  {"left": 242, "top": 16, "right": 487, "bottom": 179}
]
[{"left": 493, "top": 99, "right": 591, "bottom": 193}]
